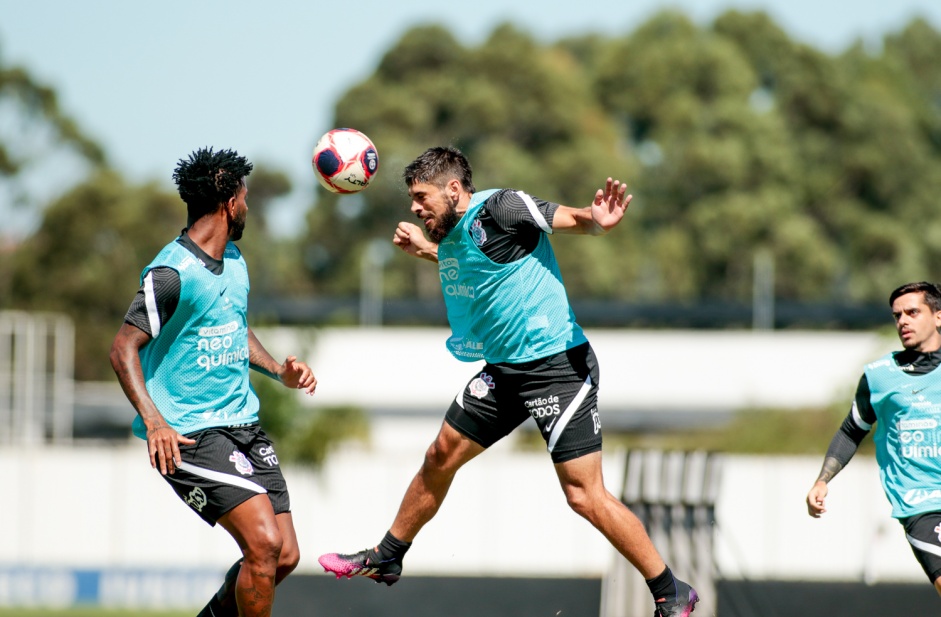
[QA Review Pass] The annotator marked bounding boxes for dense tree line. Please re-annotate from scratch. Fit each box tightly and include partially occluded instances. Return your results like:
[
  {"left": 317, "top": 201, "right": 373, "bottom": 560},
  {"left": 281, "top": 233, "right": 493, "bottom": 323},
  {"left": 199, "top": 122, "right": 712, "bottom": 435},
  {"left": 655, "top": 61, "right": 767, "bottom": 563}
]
[
  {"left": 4, "top": 10, "right": 941, "bottom": 382},
  {"left": 305, "top": 11, "right": 941, "bottom": 305}
]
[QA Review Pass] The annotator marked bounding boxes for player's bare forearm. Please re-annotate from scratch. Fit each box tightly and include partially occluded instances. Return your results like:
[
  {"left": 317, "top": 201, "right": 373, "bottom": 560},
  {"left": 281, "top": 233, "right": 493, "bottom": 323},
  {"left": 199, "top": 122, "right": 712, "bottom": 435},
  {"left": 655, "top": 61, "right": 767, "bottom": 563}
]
[
  {"left": 248, "top": 328, "right": 317, "bottom": 393},
  {"left": 414, "top": 244, "right": 439, "bottom": 262},
  {"left": 553, "top": 178, "right": 631, "bottom": 235},
  {"left": 248, "top": 328, "right": 282, "bottom": 380},
  {"left": 395, "top": 241, "right": 439, "bottom": 262},
  {"left": 111, "top": 323, "right": 169, "bottom": 431},
  {"left": 552, "top": 206, "right": 604, "bottom": 235},
  {"left": 112, "top": 323, "right": 194, "bottom": 474}
]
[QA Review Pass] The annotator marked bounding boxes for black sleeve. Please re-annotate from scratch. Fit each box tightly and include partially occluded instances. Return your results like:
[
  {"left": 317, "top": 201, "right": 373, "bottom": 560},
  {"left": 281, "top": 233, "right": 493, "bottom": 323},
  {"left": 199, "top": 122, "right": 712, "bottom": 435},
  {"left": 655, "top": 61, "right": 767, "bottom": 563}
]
[
  {"left": 487, "top": 189, "right": 560, "bottom": 234},
  {"left": 823, "top": 374, "right": 874, "bottom": 467},
  {"left": 122, "top": 267, "right": 181, "bottom": 338},
  {"left": 475, "top": 190, "right": 562, "bottom": 263},
  {"left": 851, "top": 373, "right": 877, "bottom": 428}
]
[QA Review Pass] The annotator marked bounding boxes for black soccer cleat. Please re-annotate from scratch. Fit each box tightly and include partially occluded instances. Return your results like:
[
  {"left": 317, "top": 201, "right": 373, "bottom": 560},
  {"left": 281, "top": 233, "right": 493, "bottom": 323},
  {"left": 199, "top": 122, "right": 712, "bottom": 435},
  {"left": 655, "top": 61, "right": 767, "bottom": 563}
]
[{"left": 653, "top": 579, "right": 699, "bottom": 617}]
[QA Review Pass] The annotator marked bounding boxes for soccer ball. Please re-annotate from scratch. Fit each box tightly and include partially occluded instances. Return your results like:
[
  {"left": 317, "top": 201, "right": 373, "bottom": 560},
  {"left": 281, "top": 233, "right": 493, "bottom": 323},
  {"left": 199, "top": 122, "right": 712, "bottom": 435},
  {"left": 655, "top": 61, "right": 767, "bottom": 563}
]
[{"left": 311, "top": 128, "right": 379, "bottom": 194}]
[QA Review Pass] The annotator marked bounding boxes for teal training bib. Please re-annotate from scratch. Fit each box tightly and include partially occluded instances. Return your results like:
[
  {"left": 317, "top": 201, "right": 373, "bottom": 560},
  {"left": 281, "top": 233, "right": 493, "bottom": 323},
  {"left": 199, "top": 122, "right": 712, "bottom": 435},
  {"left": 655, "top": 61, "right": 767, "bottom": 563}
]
[
  {"left": 437, "top": 189, "right": 587, "bottom": 364},
  {"left": 132, "top": 240, "right": 259, "bottom": 439}
]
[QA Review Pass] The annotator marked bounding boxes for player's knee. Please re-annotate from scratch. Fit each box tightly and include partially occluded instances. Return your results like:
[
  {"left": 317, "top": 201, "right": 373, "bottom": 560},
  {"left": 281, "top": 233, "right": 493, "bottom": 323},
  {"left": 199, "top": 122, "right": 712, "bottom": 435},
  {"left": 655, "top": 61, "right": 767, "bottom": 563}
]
[
  {"left": 278, "top": 543, "right": 300, "bottom": 576},
  {"left": 424, "top": 435, "right": 459, "bottom": 472},
  {"left": 564, "top": 484, "right": 610, "bottom": 522},
  {"left": 245, "top": 527, "right": 284, "bottom": 566},
  {"left": 563, "top": 486, "right": 594, "bottom": 518}
]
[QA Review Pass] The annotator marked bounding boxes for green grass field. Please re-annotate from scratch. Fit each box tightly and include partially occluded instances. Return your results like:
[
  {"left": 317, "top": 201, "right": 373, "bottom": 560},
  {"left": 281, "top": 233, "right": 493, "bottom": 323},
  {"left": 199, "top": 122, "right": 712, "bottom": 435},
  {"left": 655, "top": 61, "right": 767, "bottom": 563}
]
[{"left": 0, "top": 610, "right": 191, "bottom": 617}]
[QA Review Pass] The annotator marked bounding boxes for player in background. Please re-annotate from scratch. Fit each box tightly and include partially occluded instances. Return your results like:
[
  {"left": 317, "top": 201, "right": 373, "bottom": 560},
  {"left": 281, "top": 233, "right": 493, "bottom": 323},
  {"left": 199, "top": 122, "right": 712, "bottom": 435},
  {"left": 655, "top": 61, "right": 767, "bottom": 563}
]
[
  {"left": 318, "top": 146, "right": 699, "bottom": 617},
  {"left": 110, "top": 147, "right": 317, "bottom": 617},
  {"left": 807, "top": 281, "right": 941, "bottom": 597}
]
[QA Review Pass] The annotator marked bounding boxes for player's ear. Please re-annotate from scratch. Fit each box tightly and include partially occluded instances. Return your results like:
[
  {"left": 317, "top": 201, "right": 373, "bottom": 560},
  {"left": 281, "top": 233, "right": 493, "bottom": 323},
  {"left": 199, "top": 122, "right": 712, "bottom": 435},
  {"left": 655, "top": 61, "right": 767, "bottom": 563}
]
[{"left": 447, "top": 178, "right": 462, "bottom": 199}]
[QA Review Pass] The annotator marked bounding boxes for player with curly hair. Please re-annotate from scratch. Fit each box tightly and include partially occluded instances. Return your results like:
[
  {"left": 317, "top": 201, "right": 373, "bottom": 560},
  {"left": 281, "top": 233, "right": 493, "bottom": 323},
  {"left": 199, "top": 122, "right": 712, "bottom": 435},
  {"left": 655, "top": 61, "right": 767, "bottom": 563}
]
[{"left": 110, "top": 147, "right": 318, "bottom": 617}]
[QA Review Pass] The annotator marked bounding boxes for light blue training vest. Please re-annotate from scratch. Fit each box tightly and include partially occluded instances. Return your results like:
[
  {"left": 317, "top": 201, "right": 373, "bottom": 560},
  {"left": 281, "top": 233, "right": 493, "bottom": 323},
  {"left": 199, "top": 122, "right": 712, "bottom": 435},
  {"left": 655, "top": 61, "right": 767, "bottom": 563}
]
[
  {"left": 132, "top": 240, "right": 259, "bottom": 439},
  {"left": 437, "top": 189, "right": 587, "bottom": 364},
  {"left": 865, "top": 352, "right": 941, "bottom": 518}
]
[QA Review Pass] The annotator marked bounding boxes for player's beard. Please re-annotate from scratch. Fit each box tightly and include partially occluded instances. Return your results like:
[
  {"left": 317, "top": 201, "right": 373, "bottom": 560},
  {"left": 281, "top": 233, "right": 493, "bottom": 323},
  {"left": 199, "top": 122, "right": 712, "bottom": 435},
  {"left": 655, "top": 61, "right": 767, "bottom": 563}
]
[
  {"left": 429, "top": 203, "right": 460, "bottom": 243},
  {"left": 229, "top": 210, "right": 246, "bottom": 241}
]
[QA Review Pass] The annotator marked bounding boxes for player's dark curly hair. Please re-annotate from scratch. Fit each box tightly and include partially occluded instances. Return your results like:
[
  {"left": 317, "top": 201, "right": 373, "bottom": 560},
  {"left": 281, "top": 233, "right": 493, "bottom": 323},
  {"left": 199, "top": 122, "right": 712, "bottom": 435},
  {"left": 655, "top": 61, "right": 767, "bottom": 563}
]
[
  {"left": 403, "top": 146, "right": 476, "bottom": 193},
  {"left": 172, "top": 147, "right": 253, "bottom": 220},
  {"left": 890, "top": 281, "right": 941, "bottom": 313}
]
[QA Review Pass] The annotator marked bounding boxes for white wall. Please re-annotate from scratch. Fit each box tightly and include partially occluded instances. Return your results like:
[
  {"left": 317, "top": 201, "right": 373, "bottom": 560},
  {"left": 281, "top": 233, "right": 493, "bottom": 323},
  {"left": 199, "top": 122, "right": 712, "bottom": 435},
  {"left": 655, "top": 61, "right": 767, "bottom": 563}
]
[
  {"left": 714, "top": 455, "right": 920, "bottom": 583},
  {"left": 0, "top": 431, "right": 923, "bottom": 584},
  {"left": 266, "top": 327, "right": 895, "bottom": 417},
  {"left": 3, "top": 327, "right": 919, "bottom": 595}
]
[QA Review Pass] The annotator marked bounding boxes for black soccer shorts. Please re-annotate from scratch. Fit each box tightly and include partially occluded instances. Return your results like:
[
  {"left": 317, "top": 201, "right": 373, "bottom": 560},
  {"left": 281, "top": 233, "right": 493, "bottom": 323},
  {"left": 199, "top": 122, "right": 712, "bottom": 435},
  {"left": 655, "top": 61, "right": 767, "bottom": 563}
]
[
  {"left": 160, "top": 423, "right": 290, "bottom": 526},
  {"left": 902, "top": 511, "right": 941, "bottom": 583},
  {"left": 445, "top": 342, "right": 603, "bottom": 464}
]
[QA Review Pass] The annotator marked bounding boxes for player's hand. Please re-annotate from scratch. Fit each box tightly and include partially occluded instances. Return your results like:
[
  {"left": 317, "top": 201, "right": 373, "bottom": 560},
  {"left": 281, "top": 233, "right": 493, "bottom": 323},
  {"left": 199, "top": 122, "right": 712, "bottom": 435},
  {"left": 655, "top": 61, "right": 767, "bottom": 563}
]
[
  {"left": 147, "top": 424, "right": 196, "bottom": 476},
  {"left": 279, "top": 356, "right": 317, "bottom": 395},
  {"left": 806, "top": 481, "right": 828, "bottom": 518},
  {"left": 393, "top": 222, "right": 437, "bottom": 261},
  {"left": 589, "top": 178, "right": 632, "bottom": 234}
]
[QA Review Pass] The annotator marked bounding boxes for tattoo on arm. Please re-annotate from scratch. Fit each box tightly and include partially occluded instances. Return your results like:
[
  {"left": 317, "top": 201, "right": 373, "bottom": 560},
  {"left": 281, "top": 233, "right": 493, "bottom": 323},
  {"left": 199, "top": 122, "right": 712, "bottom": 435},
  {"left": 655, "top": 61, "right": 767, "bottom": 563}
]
[{"left": 816, "top": 457, "right": 844, "bottom": 484}]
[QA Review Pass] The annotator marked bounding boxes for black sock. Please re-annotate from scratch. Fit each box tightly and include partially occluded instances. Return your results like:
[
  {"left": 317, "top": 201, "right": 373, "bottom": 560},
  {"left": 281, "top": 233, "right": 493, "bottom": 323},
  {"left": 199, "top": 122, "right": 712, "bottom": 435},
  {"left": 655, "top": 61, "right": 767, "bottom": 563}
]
[
  {"left": 196, "top": 595, "right": 223, "bottom": 617},
  {"left": 645, "top": 565, "right": 677, "bottom": 601},
  {"left": 197, "top": 559, "right": 242, "bottom": 617},
  {"left": 375, "top": 530, "right": 411, "bottom": 562}
]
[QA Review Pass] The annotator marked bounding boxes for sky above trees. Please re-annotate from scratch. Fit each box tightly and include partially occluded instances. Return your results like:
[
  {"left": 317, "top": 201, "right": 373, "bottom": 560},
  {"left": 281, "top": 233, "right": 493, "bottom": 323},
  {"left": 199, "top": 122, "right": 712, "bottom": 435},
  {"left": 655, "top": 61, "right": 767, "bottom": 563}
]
[{"left": 2, "top": 0, "right": 940, "bottom": 238}]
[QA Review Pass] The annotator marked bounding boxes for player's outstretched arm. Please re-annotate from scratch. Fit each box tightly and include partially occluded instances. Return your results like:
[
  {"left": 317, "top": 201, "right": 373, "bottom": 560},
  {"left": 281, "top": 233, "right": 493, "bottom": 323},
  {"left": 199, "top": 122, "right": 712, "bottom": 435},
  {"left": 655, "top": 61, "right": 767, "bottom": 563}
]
[
  {"left": 247, "top": 328, "right": 317, "bottom": 395},
  {"left": 110, "top": 322, "right": 195, "bottom": 475},
  {"left": 552, "top": 177, "right": 632, "bottom": 235},
  {"left": 393, "top": 221, "right": 438, "bottom": 262}
]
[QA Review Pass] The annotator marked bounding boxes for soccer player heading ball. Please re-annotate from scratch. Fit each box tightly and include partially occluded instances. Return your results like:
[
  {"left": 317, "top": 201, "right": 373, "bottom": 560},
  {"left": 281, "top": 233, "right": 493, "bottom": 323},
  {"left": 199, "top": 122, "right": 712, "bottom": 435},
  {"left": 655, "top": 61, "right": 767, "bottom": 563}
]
[{"left": 318, "top": 146, "right": 699, "bottom": 617}]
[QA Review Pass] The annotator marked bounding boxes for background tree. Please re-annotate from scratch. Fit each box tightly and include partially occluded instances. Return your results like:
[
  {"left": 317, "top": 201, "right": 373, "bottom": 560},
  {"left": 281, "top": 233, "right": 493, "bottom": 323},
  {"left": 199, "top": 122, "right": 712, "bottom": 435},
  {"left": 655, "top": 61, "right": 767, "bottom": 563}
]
[
  {"left": 8, "top": 10, "right": 941, "bottom": 369},
  {"left": 0, "top": 43, "right": 105, "bottom": 193},
  {"left": 301, "top": 11, "right": 941, "bottom": 308},
  {"left": 0, "top": 44, "right": 106, "bottom": 306},
  {"left": 7, "top": 162, "right": 309, "bottom": 380},
  {"left": 235, "top": 164, "right": 317, "bottom": 304},
  {"left": 8, "top": 172, "right": 180, "bottom": 380},
  {"left": 715, "top": 11, "right": 941, "bottom": 301},
  {"left": 302, "top": 23, "right": 638, "bottom": 304}
]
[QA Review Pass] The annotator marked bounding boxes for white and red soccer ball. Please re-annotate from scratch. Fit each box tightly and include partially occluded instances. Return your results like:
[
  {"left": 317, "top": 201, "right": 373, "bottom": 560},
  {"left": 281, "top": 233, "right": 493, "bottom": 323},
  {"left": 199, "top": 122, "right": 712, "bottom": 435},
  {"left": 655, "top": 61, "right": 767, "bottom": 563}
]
[{"left": 311, "top": 128, "right": 379, "bottom": 194}]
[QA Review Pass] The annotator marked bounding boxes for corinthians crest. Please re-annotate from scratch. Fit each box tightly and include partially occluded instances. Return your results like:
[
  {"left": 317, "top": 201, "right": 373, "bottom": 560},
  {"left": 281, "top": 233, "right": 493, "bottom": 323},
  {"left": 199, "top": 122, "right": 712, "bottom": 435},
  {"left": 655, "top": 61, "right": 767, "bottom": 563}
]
[
  {"left": 229, "top": 450, "right": 254, "bottom": 475},
  {"left": 468, "top": 372, "right": 495, "bottom": 399}
]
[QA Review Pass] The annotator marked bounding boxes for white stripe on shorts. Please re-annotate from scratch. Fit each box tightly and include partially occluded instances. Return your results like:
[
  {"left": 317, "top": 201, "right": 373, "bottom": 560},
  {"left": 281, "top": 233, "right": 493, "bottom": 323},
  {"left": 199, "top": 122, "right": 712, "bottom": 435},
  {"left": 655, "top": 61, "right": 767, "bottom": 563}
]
[
  {"left": 177, "top": 461, "right": 267, "bottom": 494},
  {"left": 547, "top": 376, "right": 593, "bottom": 453},
  {"left": 143, "top": 271, "right": 161, "bottom": 338},
  {"left": 907, "top": 533, "right": 941, "bottom": 558}
]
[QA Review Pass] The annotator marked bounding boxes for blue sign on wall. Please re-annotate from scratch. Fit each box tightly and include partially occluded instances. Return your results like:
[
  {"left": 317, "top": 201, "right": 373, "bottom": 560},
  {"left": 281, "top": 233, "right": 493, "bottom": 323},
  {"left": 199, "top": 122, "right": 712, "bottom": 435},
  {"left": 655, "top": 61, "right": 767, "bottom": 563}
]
[{"left": 0, "top": 566, "right": 223, "bottom": 608}]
